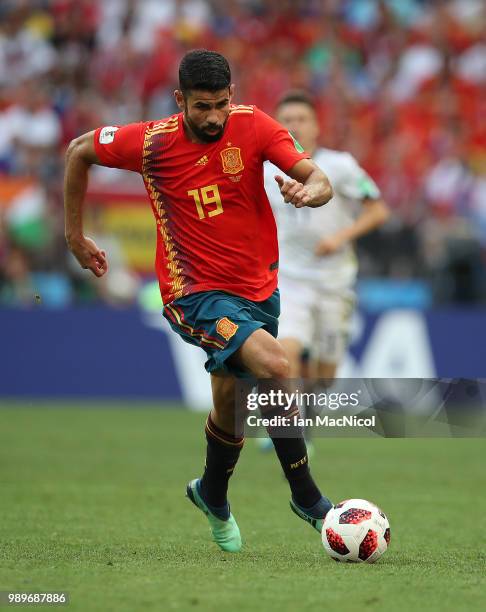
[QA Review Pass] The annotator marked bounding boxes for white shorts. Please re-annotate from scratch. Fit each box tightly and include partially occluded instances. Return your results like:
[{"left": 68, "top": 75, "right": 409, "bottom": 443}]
[{"left": 277, "top": 276, "right": 356, "bottom": 365}]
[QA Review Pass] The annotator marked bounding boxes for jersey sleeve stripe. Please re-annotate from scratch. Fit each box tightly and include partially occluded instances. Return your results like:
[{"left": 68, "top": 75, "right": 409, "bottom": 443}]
[
  {"left": 142, "top": 127, "right": 186, "bottom": 301},
  {"left": 151, "top": 117, "right": 178, "bottom": 129},
  {"left": 148, "top": 126, "right": 179, "bottom": 135}
]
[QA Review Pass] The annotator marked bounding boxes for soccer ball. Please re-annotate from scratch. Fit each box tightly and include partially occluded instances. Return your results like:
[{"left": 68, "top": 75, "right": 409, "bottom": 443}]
[{"left": 322, "top": 499, "right": 390, "bottom": 563}]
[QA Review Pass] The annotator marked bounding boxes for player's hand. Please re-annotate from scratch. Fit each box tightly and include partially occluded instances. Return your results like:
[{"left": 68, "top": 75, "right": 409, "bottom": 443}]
[
  {"left": 315, "top": 234, "right": 346, "bottom": 256},
  {"left": 274, "top": 175, "right": 312, "bottom": 208},
  {"left": 67, "top": 235, "right": 108, "bottom": 277}
]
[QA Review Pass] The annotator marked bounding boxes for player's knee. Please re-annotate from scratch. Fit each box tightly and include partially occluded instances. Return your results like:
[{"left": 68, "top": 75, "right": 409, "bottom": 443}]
[{"left": 261, "top": 353, "right": 290, "bottom": 379}]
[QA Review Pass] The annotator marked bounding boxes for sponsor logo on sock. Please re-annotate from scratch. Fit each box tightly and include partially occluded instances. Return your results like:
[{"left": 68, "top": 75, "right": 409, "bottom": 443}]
[{"left": 290, "top": 455, "right": 308, "bottom": 469}]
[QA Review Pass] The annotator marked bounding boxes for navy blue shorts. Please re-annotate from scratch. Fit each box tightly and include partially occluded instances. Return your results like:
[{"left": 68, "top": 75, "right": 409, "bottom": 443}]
[{"left": 163, "top": 290, "right": 280, "bottom": 377}]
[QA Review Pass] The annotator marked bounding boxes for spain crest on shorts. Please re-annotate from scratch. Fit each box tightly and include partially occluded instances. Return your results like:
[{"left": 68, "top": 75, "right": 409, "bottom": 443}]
[
  {"left": 216, "top": 317, "right": 239, "bottom": 341},
  {"left": 220, "top": 147, "right": 244, "bottom": 174}
]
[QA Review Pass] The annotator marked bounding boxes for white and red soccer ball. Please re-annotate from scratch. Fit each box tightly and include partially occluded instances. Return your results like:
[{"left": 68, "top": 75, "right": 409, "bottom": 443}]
[{"left": 322, "top": 499, "right": 390, "bottom": 563}]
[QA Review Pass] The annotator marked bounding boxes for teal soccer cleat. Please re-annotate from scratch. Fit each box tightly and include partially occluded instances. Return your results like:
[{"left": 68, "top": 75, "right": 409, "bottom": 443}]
[
  {"left": 186, "top": 479, "right": 242, "bottom": 553},
  {"left": 289, "top": 496, "right": 333, "bottom": 534}
]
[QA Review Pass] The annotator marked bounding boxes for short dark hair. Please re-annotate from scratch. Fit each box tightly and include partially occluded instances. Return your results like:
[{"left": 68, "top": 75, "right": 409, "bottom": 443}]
[
  {"left": 179, "top": 49, "right": 231, "bottom": 96},
  {"left": 276, "top": 90, "right": 317, "bottom": 112}
]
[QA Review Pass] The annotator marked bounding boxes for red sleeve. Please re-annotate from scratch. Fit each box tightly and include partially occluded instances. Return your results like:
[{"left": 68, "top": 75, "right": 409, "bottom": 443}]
[
  {"left": 253, "top": 107, "right": 309, "bottom": 173},
  {"left": 93, "top": 123, "right": 145, "bottom": 173}
]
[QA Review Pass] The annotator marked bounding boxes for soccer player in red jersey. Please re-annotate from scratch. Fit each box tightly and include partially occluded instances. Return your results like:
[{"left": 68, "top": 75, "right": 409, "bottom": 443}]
[{"left": 64, "top": 50, "right": 333, "bottom": 552}]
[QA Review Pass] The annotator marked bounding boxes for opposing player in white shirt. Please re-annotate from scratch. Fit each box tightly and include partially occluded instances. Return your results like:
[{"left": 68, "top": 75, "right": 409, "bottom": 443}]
[{"left": 265, "top": 91, "right": 389, "bottom": 390}]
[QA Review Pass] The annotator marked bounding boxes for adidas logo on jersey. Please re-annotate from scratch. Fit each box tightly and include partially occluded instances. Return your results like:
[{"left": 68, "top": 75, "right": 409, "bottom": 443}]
[{"left": 196, "top": 155, "right": 209, "bottom": 166}]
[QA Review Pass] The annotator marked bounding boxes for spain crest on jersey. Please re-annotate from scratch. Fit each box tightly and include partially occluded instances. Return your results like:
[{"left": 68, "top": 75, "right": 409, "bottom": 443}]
[
  {"left": 216, "top": 317, "right": 239, "bottom": 341},
  {"left": 220, "top": 147, "right": 244, "bottom": 174}
]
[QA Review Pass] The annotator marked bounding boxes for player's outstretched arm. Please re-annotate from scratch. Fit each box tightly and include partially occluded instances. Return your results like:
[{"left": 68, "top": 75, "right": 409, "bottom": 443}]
[
  {"left": 274, "top": 159, "right": 333, "bottom": 209},
  {"left": 64, "top": 131, "right": 108, "bottom": 277}
]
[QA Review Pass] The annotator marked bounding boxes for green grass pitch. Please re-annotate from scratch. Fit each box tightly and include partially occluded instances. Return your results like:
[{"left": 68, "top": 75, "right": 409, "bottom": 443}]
[{"left": 1, "top": 404, "right": 485, "bottom": 612}]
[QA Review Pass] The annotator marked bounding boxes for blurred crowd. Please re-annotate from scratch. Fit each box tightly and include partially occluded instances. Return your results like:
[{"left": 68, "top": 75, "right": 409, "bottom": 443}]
[{"left": 0, "top": 0, "right": 485, "bottom": 307}]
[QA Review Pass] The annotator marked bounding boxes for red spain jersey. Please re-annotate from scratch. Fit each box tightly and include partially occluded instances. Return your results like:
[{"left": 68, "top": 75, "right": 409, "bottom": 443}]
[{"left": 94, "top": 105, "right": 308, "bottom": 304}]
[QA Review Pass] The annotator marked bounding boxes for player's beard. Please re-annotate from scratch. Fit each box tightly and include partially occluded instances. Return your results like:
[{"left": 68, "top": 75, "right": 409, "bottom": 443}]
[{"left": 185, "top": 114, "right": 226, "bottom": 143}]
